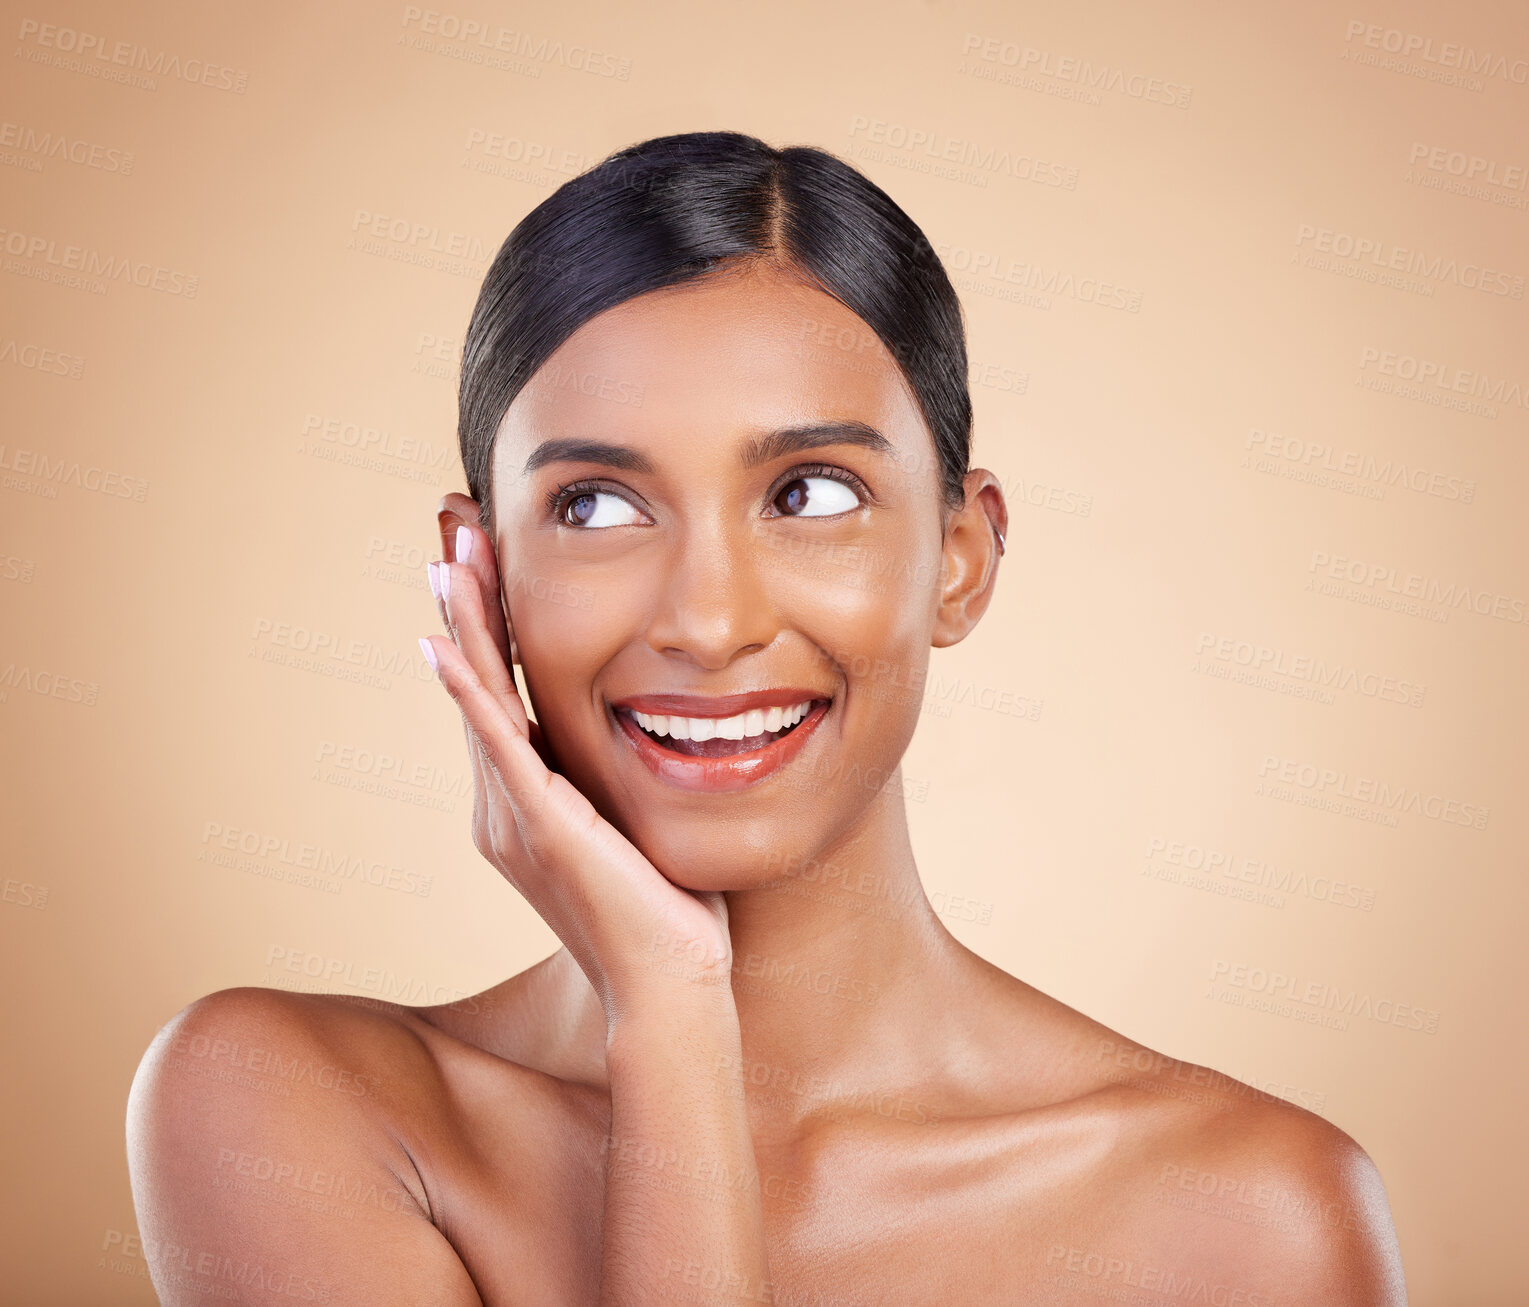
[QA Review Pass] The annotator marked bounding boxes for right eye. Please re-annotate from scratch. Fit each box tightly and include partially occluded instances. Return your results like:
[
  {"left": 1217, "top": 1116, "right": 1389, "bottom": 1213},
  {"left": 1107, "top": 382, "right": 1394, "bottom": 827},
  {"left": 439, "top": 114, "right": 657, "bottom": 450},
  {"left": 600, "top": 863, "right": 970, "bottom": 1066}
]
[{"left": 556, "top": 487, "right": 647, "bottom": 529}]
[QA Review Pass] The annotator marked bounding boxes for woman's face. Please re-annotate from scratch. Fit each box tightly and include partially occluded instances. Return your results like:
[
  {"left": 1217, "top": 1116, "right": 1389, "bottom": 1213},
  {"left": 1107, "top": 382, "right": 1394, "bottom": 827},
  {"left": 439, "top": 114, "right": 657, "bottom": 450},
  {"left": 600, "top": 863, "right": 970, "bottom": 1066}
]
[{"left": 487, "top": 259, "right": 997, "bottom": 891}]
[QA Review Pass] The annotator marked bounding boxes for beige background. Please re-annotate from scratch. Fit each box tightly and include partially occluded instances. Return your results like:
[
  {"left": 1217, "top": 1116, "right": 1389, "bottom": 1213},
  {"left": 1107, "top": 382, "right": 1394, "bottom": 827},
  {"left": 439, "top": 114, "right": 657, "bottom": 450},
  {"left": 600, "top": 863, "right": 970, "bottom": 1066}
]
[{"left": 2, "top": 0, "right": 1525, "bottom": 1301}]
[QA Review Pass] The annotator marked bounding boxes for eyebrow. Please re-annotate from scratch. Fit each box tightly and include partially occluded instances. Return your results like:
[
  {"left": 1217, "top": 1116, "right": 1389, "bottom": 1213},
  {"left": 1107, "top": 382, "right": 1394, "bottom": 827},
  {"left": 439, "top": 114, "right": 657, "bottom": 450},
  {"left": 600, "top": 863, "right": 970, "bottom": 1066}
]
[{"left": 520, "top": 421, "right": 896, "bottom": 476}]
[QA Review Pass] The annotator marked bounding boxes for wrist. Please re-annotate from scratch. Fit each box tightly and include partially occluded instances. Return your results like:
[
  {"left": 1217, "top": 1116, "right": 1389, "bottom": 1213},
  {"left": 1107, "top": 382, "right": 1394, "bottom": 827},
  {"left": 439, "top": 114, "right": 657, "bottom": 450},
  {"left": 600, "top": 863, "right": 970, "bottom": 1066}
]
[
  {"left": 602, "top": 930, "right": 735, "bottom": 1026},
  {"left": 603, "top": 977, "right": 740, "bottom": 1054}
]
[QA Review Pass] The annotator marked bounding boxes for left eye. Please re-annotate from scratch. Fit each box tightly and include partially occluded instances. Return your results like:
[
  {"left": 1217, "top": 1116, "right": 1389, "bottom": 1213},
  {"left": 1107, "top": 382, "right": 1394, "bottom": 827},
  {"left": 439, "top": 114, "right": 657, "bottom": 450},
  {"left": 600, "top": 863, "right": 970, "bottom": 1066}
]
[{"left": 772, "top": 476, "right": 860, "bottom": 518}]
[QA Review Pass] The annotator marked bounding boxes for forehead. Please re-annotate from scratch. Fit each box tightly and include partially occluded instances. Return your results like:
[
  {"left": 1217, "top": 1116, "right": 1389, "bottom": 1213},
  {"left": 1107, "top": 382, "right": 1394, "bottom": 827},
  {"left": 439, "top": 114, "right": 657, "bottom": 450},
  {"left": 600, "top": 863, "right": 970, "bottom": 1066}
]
[{"left": 495, "top": 262, "right": 927, "bottom": 464}]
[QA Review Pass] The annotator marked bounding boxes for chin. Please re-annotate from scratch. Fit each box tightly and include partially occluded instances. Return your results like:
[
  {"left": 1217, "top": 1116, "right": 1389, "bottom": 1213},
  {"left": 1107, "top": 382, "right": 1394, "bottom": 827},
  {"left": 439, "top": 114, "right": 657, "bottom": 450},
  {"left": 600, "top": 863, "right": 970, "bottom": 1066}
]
[{"left": 620, "top": 820, "right": 802, "bottom": 894}]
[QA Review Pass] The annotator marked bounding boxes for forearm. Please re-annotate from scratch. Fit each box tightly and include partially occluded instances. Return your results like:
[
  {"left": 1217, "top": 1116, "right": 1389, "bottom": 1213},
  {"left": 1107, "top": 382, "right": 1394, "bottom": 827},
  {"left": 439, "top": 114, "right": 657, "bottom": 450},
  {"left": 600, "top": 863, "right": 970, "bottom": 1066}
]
[{"left": 599, "top": 987, "right": 771, "bottom": 1307}]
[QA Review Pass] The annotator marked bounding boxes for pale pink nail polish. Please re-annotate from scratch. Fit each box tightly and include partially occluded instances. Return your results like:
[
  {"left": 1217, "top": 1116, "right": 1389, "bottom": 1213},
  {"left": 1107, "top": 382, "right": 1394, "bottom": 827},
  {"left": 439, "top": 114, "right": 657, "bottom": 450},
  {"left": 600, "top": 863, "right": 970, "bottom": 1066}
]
[
  {"left": 418, "top": 637, "right": 438, "bottom": 671},
  {"left": 426, "top": 561, "right": 440, "bottom": 600},
  {"left": 440, "top": 561, "right": 451, "bottom": 601},
  {"left": 456, "top": 525, "right": 473, "bottom": 564}
]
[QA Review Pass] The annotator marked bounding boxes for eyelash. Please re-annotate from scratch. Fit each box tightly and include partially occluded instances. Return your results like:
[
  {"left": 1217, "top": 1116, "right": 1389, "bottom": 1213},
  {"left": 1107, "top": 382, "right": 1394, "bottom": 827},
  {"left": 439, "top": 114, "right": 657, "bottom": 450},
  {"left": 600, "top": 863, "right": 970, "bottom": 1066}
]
[
  {"left": 767, "top": 462, "right": 875, "bottom": 515},
  {"left": 544, "top": 463, "right": 875, "bottom": 524}
]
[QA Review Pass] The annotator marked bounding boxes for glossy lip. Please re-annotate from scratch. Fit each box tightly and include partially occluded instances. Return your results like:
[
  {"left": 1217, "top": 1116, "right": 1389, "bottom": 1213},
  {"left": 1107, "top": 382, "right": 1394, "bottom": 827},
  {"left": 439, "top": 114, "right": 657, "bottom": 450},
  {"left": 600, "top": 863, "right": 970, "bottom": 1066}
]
[{"left": 610, "top": 694, "right": 833, "bottom": 793}]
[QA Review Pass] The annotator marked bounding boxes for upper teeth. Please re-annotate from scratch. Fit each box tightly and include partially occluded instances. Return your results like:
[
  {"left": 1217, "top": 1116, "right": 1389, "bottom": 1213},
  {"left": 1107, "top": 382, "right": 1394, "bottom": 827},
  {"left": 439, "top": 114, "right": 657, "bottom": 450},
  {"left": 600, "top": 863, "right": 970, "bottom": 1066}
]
[{"left": 631, "top": 701, "right": 814, "bottom": 741}]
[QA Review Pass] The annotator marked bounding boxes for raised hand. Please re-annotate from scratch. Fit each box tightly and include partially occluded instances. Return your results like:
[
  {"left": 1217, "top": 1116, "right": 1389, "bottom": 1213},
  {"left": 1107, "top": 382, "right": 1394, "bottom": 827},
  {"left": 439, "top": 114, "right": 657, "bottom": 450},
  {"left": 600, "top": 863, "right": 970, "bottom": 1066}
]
[{"left": 420, "top": 500, "right": 733, "bottom": 1027}]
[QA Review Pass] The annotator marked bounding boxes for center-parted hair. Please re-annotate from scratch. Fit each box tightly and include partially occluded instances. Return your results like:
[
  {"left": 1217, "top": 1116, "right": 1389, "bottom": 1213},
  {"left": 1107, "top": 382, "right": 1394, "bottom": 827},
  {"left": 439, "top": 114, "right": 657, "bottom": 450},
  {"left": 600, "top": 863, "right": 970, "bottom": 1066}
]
[{"left": 457, "top": 130, "right": 972, "bottom": 531}]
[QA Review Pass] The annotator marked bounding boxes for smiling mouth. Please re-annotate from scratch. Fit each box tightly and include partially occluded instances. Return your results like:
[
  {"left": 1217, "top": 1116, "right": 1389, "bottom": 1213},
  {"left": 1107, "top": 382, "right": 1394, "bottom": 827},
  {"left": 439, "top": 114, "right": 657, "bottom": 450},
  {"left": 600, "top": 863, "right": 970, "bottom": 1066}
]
[{"left": 616, "top": 700, "right": 827, "bottom": 758}]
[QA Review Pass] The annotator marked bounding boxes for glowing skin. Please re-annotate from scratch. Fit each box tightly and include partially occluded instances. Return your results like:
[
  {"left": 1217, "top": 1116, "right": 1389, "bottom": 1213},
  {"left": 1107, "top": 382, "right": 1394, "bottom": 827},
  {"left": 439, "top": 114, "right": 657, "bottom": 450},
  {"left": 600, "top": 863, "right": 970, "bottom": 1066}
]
[{"left": 126, "top": 260, "right": 1407, "bottom": 1305}]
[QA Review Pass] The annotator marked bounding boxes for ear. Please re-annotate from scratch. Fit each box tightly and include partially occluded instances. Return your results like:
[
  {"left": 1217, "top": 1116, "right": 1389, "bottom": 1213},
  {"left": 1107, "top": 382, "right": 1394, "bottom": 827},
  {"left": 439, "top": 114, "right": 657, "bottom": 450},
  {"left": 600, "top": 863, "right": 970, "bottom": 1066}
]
[
  {"left": 436, "top": 491, "right": 484, "bottom": 563},
  {"left": 931, "top": 469, "right": 1007, "bottom": 649}
]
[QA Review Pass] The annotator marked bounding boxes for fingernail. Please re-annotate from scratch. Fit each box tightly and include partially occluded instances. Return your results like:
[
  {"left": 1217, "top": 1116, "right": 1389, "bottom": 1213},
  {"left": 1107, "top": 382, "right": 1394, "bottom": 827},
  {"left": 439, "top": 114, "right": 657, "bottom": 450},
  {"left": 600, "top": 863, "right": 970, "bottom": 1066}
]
[
  {"left": 418, "top": 637, "right": 438, "bottom": 672},
  {"left": 455, "top": 525, "right": 473, "bottom": 564},
  {"left": 426, "top": 561, "right": 441, "bottom": 600},
  {"left": 440, "top": 561, "right": 451, "bottom": 601}
]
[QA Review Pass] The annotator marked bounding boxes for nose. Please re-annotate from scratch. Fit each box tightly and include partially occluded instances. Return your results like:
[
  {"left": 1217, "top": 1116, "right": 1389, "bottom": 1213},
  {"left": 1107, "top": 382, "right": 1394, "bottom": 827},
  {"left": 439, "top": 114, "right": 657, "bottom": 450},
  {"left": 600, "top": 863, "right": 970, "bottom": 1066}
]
[{"left": 643, "top": 515, "right": 779, "bottom": 670}]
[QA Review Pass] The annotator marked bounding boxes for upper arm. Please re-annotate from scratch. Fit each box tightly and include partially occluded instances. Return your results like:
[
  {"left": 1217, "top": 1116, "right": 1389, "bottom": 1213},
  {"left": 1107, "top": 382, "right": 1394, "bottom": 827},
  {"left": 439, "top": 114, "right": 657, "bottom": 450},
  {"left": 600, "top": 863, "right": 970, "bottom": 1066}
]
[
  {"left": 1218, "top": 1124, "right": 1409, "bottom": 1305},
  {"left": 126, "top": 987, "right": 485, "bottom": 1306},
  {"left": 1310, "top": 1139, "right": 1409, "bottom": 1305},
  {"left": 1116, "top": 1097, "right": 1407, "bottom": 1306}
]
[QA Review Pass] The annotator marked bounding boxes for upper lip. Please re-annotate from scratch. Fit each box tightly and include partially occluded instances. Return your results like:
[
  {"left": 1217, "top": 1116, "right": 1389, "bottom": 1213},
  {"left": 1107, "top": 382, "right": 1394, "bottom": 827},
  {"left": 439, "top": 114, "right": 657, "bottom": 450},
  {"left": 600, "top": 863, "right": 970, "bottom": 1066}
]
[{"left": 610, "top": 688, "right": 831, "bottom": 717}]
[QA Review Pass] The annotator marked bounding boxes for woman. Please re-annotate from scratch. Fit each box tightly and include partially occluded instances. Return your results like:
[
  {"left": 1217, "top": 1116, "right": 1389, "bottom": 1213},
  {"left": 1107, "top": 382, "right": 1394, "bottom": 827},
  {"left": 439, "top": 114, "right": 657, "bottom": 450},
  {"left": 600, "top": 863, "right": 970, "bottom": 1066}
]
[{"left": 127, "top": 131, "right": 1406, "bottom": 1305}]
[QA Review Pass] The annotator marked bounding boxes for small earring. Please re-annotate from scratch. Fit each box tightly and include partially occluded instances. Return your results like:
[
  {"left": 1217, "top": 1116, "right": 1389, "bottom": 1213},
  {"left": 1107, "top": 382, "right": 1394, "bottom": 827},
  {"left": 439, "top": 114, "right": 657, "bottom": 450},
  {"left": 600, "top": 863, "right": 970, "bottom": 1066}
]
[{"left": 993, "top": 526, "right": 1006, "bottom": 556}]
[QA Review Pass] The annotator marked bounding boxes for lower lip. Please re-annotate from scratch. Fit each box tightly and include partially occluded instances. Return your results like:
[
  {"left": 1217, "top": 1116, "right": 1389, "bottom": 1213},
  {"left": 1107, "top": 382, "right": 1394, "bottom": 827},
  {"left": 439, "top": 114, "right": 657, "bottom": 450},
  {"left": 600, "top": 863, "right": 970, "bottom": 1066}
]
[{"left": 612, "top": 702, "right": 831, "bottom": 793}]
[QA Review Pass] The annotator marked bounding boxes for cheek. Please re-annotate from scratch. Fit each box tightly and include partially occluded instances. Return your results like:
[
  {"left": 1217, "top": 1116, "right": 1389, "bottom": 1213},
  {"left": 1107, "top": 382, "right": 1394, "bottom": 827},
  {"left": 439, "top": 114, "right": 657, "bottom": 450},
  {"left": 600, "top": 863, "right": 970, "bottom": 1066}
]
[
  {"left": 761, "top": 539, "right": 941, "bottom": 750},
  {"left": 500, "top": 552, "right": 607, "bottom": 625},
  {"left": 760, "top": 531, "right": 942, "bottom": 663},
  {"left": 501, "top": 567, "right": 620, "bottom": 722}
]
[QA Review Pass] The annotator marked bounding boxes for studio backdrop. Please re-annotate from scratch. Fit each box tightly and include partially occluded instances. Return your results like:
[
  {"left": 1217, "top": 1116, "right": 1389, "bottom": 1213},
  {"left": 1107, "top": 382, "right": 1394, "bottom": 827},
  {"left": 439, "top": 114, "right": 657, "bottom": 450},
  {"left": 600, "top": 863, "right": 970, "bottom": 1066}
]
[{"left": 1, "top": 1, "right": 1524, "bottom": 1303}]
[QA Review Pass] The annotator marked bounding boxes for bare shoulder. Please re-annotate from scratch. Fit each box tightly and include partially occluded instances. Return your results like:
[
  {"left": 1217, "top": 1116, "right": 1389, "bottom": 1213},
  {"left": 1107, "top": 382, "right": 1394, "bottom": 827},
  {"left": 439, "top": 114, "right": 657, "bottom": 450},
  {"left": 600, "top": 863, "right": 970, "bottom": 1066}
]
[
  {"left": 126, "top": 985, "right": 484, "bottom": 1305},
  {"left": 968, "top": 975, "right": 1407, "bottom": 1304},
  {"left": 1080, "top": 1034, "right": 1407, "bottom": 1306},
  {"left": 129, "top": 984, "right": 448, "bottom": 1142}
]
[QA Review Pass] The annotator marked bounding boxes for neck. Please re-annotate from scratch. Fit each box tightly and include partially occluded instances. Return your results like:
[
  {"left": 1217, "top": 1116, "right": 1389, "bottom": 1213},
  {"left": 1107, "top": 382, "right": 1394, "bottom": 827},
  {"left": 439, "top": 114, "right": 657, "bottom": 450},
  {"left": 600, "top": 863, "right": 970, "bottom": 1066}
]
[
  {"left": 724, "top": 779, "right": 972, "bottom": 1096},
  {"left": 549, "top": 772, "right": 989, "bottom": 1123}
]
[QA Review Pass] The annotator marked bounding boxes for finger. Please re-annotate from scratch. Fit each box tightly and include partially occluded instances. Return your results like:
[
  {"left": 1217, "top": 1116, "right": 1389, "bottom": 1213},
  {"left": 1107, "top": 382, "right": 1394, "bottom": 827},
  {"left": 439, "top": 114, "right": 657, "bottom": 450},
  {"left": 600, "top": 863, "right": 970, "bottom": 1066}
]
[
  {"left": 423, "top": 634, "right": 557, "bottom": 897},
  {"left": 450, "top": 521, "right": 515, "bottom": 672},
  {"left": 424, "top": 620, "right": 532, "bottom": 889},
  {"left": 423, "top": 632, "right": 637, "bottom": 937},
  {"left": 426, "top": 558, "right": 447, "bottom": 629},
  {"left": 426, "top": 557, "right": 529, "bottom": 785},
  {"left": 431, "top": 511, "right": 457, "bottom": 631},
  {"left": 420, "top": 632, "right": 728, "bottom": 1001},
  {"left": 440, "top": 557, "right": 522, "bottom": 716},
  {"left": 421, "top": 633, "right": 553, "bottom": 822},
  {"left": 427, "top": 556, "right": 549, "bottom": 767}
]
